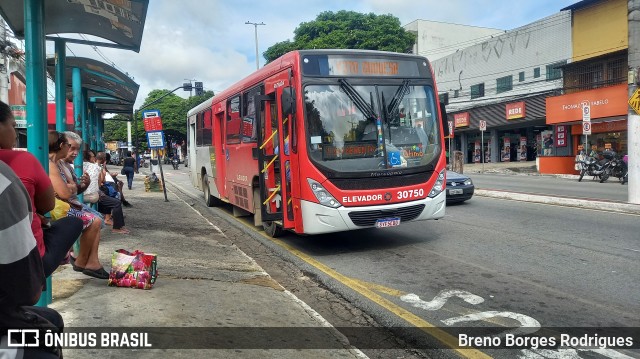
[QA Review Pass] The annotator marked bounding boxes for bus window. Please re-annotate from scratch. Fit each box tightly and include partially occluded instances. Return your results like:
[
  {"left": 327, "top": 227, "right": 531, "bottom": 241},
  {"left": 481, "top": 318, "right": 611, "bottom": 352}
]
[
  {"left": 242, "top": 86, "right": 262, "bottom": 143},
  {"left": 227, "top": 96, "right": 241, "bottom": 144},
  {"left": 202, "top": 109, "right": 213, "bottom": 146},
  {"left": 196, "top": 112, "right": 204, "bottom": 146}
]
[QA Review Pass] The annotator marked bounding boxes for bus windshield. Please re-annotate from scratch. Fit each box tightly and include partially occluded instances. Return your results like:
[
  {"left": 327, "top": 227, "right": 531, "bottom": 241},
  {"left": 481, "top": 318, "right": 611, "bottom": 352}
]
[{"left": 305, "top": 82, "right": 441, "bottom": 174}]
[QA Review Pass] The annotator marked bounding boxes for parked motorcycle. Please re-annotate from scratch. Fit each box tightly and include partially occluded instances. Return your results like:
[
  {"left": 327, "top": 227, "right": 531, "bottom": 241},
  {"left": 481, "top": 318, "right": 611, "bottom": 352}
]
[
  {"left": 606, "top": 153, "right": 628, "bottom": 184},
  {"left": 577, "top": 154, "right": 611, "bottom": 182},
  {"left": 172, "top": 157, "right": 179, "bottom": 170}
]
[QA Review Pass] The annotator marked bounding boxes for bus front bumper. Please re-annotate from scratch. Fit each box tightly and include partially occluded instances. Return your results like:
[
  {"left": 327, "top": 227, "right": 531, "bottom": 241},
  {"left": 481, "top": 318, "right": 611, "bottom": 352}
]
[{"left": 299, "top": 192, "right": 446, "bottom": 235}]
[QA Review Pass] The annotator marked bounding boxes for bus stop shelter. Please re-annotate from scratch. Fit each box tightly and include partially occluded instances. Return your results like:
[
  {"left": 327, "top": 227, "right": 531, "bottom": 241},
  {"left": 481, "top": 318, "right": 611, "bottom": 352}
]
[{"left": 0, "top": 0, "right": 148, "bottom": 305}]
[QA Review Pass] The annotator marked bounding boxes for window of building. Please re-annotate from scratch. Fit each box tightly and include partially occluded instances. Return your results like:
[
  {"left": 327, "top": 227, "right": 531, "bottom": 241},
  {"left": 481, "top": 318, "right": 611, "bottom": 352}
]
[
  {"left": 546, "top": 61, "right": 566, "bottom": 81},
  {"left": 453, "top": 89, "right": 459, "bottom": 98},
  {"left": 496, "top": 75, "right": 513, "bottom": 93},
  {"left": 518, "top": 71, "right": 525, "bottom": 82},
  {"left": 563, "top": 52, "right": 627, "bottom": 92},
  {"left": 439, "top": 92, "right": 449, "bottom": 105},
  {"left": 470, "top": 83, "right": 485, "bottom": 99},
  {"left": 533, "top": 67, "right": 540, "bottom": 78}
]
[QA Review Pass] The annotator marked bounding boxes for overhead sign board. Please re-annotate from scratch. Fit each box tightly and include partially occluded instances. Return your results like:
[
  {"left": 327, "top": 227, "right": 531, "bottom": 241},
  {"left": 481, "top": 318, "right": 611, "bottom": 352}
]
[
  {"left": 146, "top": 130, "right": 165, "bottom": 149},
  {"left": 143, "top": 109, "right": 163, "bottom": 132}
]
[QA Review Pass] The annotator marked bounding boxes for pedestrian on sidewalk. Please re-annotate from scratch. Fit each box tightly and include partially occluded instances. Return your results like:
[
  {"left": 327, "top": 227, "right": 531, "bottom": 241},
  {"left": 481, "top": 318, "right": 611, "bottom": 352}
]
[{"left": 122, "top": 151, "right": 136, "bottom": 190}]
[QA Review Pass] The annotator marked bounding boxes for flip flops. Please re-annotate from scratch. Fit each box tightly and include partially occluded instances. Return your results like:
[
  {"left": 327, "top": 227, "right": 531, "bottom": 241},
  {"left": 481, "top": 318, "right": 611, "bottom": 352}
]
[
  {"left": 69, "top": 255, "right": 84, "bottom": 272},
  {"left": 82, "top": 267, "right": 109, "bottom": 279}
]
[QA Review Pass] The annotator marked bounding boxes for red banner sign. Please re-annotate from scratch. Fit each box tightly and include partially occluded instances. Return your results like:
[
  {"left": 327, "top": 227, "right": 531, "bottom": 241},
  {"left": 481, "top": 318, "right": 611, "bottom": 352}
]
[
  {"left": 143, "top": 116, "right": 163, "bottom": 132},
  {"left": 454, "top": 112, "right": 470, "bottom": 128},
  {"left": 505, "top": 101, "right": 526, "bottom": 120}
]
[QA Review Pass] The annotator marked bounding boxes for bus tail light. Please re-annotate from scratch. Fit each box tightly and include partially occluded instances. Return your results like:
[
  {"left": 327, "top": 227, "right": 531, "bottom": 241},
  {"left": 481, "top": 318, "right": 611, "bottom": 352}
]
[
  {"left": 307, "top": 179, "right": 341, "bottom": 208},
  {"left": 428, "top": 169, "right": 446, "bottom": 198}
]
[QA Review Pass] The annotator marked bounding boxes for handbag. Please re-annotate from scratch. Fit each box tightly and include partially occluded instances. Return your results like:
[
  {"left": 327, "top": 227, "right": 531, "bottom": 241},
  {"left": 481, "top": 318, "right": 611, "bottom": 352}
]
[
  {"left": 108, "top": 249, "right": 157, "bottom": 290},
  {"left": 121, "top": 167, "right": 126, "bottom": 175},
  {"left": 50, "top": 198, "right": 71, "bottom": 220}
]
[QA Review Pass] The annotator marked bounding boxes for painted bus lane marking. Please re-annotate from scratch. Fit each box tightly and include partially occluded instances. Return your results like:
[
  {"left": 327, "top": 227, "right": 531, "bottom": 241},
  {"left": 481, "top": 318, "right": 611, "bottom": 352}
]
[{"left": 231, "top": 219, "right": 633, "bottom": 359}]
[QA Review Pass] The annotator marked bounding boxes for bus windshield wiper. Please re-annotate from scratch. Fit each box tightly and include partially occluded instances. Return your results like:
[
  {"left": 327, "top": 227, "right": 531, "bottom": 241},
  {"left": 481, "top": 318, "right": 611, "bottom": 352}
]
[
  {"left": 339, "top": 79, "right": 377, "bottom": 119},
  {"left": 387, "top": 80, "right": 410, "bottom": 119}
]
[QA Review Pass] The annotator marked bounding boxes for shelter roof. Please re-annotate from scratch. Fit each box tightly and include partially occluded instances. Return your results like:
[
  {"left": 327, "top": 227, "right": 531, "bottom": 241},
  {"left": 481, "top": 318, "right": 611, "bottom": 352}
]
[
  {"left": 46, "top": 56, "right": 138, "bottom": 115},
  {"left": 0, "top": 0, "right": 148, "bottom": 52}
]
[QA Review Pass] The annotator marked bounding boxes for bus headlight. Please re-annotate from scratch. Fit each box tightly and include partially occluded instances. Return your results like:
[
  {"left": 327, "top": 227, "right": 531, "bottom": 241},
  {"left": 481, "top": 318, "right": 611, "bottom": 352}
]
[
  {"left": 428, "top": 169, "right": 446, "bottom": 198},
  {"left": 307, "top": 178, "right": 341, "bottom": 208}
]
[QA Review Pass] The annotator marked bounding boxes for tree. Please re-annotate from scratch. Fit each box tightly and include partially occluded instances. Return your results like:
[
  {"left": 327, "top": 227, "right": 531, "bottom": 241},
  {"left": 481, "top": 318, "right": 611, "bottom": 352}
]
[
  {"left": 103, "top": 89, "right": 214, "bottom": 152},
  {"left": 264, "top": 11, "right": 415, "bottom": 63}
]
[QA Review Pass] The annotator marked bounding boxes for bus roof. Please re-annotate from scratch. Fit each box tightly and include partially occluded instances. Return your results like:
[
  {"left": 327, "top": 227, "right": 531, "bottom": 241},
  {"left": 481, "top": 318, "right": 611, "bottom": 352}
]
[{"left": 187, "top": 49, "right": 430, "bottom": 117}]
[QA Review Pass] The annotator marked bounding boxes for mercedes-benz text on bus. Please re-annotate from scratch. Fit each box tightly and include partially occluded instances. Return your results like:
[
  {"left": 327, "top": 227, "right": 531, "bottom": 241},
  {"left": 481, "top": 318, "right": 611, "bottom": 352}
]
[{"left": 187, "top": 50, "right": 448, "bottom": 237}]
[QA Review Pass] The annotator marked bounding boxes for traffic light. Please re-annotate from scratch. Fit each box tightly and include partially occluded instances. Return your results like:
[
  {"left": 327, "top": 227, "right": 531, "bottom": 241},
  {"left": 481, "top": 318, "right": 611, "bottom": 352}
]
[
  {"left": 182, "top": 82, "right": 193, "bottom": 91},
  {"left": 194, "top": 82, "right": 203, "bottom": 96}
]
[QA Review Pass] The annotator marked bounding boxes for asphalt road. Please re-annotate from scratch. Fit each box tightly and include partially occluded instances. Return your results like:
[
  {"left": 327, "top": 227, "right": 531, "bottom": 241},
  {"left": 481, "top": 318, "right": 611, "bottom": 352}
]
[
  {"left": 469, "top": 173, "right": 629, "bottom": 202},
  {"left": 163, "top": 167, "right": 640, "bottom": 359}
]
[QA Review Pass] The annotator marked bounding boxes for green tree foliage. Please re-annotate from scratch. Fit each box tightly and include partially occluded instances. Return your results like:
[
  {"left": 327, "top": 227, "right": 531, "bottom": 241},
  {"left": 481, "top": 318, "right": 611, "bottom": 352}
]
[
  {"left": 103, "top": 89, "right": 214, "bottom": 151},
  {"left": 264, "top": 11, "right": 415, "bottom": 63}
]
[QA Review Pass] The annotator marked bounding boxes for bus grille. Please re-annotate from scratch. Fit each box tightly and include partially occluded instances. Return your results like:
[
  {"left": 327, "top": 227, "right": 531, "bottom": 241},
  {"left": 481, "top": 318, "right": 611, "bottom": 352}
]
[
  {"left": 347, "top": 204, "right": 426, "bottom": 227},
  {"left": 330, "top": 172, "right": 431, "bottom": 190}
]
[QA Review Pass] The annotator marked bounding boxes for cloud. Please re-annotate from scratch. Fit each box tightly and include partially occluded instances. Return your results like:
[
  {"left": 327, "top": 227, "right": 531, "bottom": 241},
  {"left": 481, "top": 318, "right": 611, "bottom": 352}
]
[{"left": 42, "top": 0, "right": 579, "bottom": 110}]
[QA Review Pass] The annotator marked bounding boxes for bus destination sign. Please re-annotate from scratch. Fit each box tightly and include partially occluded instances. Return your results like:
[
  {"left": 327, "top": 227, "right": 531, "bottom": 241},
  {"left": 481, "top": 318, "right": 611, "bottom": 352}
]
[{"left": 302, "top": 55, "right": 424, "bottom": 77}]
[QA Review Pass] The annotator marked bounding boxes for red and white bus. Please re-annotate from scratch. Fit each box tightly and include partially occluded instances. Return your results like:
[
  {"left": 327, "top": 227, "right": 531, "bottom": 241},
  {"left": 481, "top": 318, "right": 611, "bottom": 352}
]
[{"left": 187, "top": 49, "right": 448, "bottom": 237}]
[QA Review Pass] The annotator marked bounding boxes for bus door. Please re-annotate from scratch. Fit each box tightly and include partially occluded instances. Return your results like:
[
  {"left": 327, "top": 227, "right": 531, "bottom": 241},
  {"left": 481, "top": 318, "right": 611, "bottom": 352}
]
[{"left": 256, "top": 71, "right": 296, "bottom": 229}]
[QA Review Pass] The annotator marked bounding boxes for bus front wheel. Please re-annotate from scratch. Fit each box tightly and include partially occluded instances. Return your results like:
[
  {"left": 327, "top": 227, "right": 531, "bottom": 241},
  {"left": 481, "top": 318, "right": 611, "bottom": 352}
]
[
  {"left": 263, "top": 221, "right": 283, "bottom": 238},
  {"left": 203, "top": 175, "right": 221, "bottom": 207}
]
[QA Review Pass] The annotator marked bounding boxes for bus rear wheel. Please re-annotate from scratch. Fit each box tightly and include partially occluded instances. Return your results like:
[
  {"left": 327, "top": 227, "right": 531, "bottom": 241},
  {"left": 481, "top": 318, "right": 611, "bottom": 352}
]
[{"left": 263, "top": 221, "right": 283, "bottom": 238}]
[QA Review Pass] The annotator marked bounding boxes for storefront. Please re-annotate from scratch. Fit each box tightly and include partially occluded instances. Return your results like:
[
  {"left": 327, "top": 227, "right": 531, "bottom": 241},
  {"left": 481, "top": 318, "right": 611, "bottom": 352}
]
[
  {"left": 446, "top": 94, "right": 550, "bottom": 165},
  {"left": 543, "top": 83, "right": 628, "bottom": 174}
]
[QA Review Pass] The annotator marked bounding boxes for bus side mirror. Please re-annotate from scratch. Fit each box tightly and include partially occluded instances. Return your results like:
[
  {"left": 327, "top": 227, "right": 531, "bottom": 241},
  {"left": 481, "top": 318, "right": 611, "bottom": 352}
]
[
  {"left": 281, "top": 87, "right": 296, "bottom": 117},
  {"left": 440, "top": 102, "right": 449, "bottom": 137}
]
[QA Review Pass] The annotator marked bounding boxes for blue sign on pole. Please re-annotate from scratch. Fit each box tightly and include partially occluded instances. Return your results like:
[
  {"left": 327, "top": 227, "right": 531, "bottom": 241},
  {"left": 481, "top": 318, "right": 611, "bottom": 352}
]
[{"left": 147, "top": 130, "right": 165, "bottom": 149}]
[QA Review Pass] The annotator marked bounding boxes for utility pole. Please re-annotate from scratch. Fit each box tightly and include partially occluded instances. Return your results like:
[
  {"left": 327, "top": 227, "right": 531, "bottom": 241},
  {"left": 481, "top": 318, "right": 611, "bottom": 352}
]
[
  {"left": 0, "top": 19, "right": 8, "bottom": 103},
  {"left": 245, "top": 21, "right": 265, "bottom": 70},
  {"left": 629, "top": 0, "right": 640, "bottom": 203}
]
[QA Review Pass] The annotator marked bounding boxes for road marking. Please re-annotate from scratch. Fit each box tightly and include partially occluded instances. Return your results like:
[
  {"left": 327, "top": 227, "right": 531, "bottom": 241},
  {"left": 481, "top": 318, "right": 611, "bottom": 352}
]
[
  {"left": 263, "top": 236, "right": 491, "bottom": 359},
  {"left": 401, "top": 290, "right": 484, "bottom": 311}
]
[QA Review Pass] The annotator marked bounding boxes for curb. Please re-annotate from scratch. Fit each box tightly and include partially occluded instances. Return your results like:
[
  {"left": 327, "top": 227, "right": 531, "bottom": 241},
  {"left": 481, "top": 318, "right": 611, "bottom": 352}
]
[{"left": 476, "top": 189, "right": 640, "bottom": 215}]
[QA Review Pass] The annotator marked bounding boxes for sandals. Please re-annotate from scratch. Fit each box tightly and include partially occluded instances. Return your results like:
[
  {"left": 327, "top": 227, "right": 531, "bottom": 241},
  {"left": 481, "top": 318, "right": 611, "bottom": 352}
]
[
  {"left": 69, "top": 255, "right": 84, "bottom": 272},
  {"left": 112, "top": 228, "right": 130, "bottom": 234},
  {"left": 82, "top": 267, "right": 109, "bottom": 279}
]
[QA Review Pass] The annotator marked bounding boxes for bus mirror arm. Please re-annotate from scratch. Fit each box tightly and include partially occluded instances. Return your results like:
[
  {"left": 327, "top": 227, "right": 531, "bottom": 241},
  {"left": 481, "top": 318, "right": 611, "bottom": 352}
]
[{"left": 440, "top": 102, "right": 449, "bottom": 137}]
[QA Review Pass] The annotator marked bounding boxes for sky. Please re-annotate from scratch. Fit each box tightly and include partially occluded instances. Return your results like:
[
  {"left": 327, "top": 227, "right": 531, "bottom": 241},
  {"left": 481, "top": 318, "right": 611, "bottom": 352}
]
[{"left": 38, "top": 0, "right": 581, "bottom": 110}]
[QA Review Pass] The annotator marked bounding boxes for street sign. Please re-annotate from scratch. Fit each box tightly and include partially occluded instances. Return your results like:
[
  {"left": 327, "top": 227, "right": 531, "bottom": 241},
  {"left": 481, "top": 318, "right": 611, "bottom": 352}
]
[
  {"left": 583, "top": 122, "right": 592, "bottom": 135},
  {"left": 582, "top": 103, "right": 591, "bottom": 122},
  {"left": 10, "top": 105, "right": 27, "bottom": 128},
  {"left": 147, "top": 130, "right": 165, "bottom": 149},
  {"left": 448, "top": 120, "right": 454, "bottom": 136},
  {"left": 142, "top": 110, "right": 163, "bottom": 131},
  {"left": 629, "top": 88, "right": 640, "bottom": 115},
  {"left": 479, "top": 120, "right": 487, "bottom": 132}
]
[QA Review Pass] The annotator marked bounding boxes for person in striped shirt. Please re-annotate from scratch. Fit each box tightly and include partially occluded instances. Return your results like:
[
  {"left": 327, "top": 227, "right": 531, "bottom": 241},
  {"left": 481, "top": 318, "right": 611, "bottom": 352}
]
[{"left": 0, "top": 160, "right": 64, "bottom": 358}]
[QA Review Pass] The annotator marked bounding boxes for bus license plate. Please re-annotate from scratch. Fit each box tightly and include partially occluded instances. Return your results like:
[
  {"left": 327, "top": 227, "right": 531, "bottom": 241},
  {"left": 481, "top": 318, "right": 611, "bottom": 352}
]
[
  {"left": 375, "top": 217, "right": 401, "bottom": 228},
  {"left": 449, "top": 189, "right": 463, "bottom": 195}
]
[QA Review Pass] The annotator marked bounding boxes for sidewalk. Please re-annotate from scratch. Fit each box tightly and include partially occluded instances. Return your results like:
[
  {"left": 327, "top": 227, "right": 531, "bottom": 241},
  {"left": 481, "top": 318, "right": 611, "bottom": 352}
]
[
  {"left": 454, "top": 160, "right": 640, "bottom": 215},
  {"left": 49, "top": 173, "right": 368, "bottom": 358}
]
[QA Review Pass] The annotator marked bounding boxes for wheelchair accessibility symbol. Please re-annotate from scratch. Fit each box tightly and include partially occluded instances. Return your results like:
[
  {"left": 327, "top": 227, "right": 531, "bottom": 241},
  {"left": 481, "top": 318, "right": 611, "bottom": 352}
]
[{"left": 388, "top": 151, "right": 401, "bottom": 166}]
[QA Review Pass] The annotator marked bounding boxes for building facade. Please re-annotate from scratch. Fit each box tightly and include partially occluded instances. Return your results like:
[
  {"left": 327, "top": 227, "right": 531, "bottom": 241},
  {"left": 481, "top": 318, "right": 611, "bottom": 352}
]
[
  {"left": 430, "top": 11, "right": 572, "bottom": 165},
  {"left": 404, "top": 20, "right": 503, "bottom": 61},
  {"left": 543, "top": 0, "right": 629, "bottom": 174}
]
